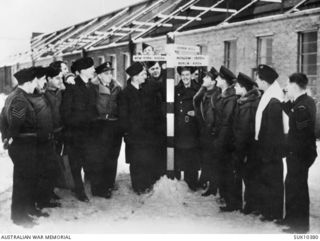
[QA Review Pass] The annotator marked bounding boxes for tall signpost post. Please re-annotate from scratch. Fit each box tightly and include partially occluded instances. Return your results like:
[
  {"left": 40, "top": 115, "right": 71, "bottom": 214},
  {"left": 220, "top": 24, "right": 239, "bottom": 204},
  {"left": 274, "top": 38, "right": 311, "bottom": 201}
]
[{"left": 165, "top": 32, "right": 176, "bottom": 179}]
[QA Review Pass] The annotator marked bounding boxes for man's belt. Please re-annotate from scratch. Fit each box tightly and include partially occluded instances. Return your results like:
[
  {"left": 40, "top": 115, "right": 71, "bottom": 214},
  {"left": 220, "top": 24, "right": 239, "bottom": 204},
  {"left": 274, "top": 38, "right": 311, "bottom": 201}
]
[{"left": 18, "top": 132, "right": 37, "bottom": 138}]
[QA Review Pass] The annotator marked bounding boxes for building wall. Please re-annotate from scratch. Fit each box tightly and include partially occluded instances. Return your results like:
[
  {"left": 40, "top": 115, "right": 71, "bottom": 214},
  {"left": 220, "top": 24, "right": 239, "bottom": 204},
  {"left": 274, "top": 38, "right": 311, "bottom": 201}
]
[
  {"left": 146, "top": 10, "right": 320, "bottom": 99},
  {"left": 62, "top": 45, "right": 130, "bottom": 87},
  {"left": 0, "top": 66, "right": 12, "bottom": 94}
]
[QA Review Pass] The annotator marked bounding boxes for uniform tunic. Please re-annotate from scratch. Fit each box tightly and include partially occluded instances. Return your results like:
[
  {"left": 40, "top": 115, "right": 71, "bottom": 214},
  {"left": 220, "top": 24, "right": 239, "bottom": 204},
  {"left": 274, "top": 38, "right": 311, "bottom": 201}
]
[
  {"left": 91, "top": 79, "right": 122, "bottom": 195},
  {"left": 283, "top": 93, "right": 317, "bottom": 232}
]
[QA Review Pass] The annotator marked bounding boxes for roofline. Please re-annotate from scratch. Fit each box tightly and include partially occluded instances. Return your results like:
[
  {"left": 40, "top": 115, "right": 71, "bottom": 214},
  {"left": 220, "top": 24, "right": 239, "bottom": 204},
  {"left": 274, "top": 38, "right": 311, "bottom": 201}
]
[{"left": 31, "top": 0, "right": 151, "bottom": 41}]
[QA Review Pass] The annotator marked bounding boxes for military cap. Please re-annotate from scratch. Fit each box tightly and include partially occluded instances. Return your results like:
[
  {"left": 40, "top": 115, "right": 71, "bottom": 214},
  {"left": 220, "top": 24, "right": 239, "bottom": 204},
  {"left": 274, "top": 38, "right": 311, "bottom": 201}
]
[
  {"left": 45, "top": 66, "right": 61, "bottom": 78},
  {"left": 126, "top": 62, "right": 144, "bottom": 77},
  {"left": 30, "top": 66, "right": 47, "bottom": 78},
  {"left": 219, "top": 66, "right": 236, "bottom": 85},
  {"left": 177, "top": 66, "right": 196, "bottom": 75},
  {"left": 205, "top": 67, "right": 219, "bottom": 80},
  {"left": 95, "top": 62, "right": 113, "bottom": 74},
  {"left": 145, "top": 61, "right": 159, "bottom": 69},
  {"left": 237, "top": 72, "right": 258, "bottom": 90},
  {"left": 14, "top": 68, "right": 36, "bottom": 85},
  {"left": 72, "top": 57, "right": 94, "bottom": 73},
  {"left": 257, "top": 64, "right": 278, "bottom": 84}
]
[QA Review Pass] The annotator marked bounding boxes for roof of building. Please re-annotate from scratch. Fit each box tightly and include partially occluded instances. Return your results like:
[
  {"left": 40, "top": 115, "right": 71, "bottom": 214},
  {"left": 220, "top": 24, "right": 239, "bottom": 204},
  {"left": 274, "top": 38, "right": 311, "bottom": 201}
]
[{"left": 29, "top": 0, "right": 320, "bottom": 61}]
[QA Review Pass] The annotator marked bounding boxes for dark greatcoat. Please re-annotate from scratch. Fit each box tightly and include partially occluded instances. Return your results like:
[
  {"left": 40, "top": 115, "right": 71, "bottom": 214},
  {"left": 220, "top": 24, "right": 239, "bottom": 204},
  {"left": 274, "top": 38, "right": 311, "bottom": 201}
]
[
  {"left": 212, "top": 85, "right": 238, "bottom": 203},
  {"left": 282, "top": 93, "right": 317, "bottom": 232},
  {"left": 232, "top": 88, "right": 261, "bottom": 210},
  {"left": 256, "top": 98, "right": 285, "bottom": 220},
  {"left": 193, "top": 85, "right": 220, "bottom": 184},
  {"left": 60, "top": 76, "right": 98, "bottom": 194},
  {"left": 174, "top": 80, "right": 200, "bottom": 189},
  {"left": 119, "top": 79, "right": 164, "bottom": 193}
]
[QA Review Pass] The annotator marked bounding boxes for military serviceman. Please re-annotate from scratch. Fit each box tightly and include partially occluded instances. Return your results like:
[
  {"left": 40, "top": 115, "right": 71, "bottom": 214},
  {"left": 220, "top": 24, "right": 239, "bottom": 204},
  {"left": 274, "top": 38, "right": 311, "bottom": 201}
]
[
  {"left": 193, "top": 67, "right": 220, "bottom": 196},
  {"left": 175, "top": 66, "right": 200, "bottom": 191},
  {"left": 61, "top": 57, "right": 98, "bottom": 202},
  {"left": 90, "top": 62, "right": 122, "bottom": 198},
  {"left": 255, "top": 64, "right": 287, "bottom": 221},
  {"left": 0, "top": 68, "right": 39, "bottom": 227},
  {"left": 212, "top": 66, "right": 238, "bottom": 211},
  {"left": 119, "top": 62, "right": 164, "bottom": 194},
  {"left": 26, "top": 66, "right": 61, "bottom": 209},
  {"left": 232, "top": 72, "right": 261, "bottom": 214},
  {"left": 280, "top": 73, "right": 317, "bottom": 233}
]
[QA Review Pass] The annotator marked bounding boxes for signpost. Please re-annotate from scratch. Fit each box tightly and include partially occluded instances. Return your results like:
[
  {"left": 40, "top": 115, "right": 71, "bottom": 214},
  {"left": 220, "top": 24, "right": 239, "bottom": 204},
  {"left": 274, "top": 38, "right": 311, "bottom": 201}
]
[{"left": 132, "top": 37, "right": 208, "bottom": 179}]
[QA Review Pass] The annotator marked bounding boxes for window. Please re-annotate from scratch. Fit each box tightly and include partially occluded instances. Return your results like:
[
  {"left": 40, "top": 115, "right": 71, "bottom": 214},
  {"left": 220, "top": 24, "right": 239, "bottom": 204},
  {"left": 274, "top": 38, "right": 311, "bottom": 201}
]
[
  {"left": 122, "top": 53, "right": 130, "bottom": 87},
  {"left": 257, "top": 36, "right": 273, "bottom": 66},
  {"left": 107, "top": 54, "right": 117, "bottom": 79},
  {"left": 298, "top": 31, "right": 318, "bottom": 86},
  {"left": 98, "top": 56, "right": 105, "bottom": 65},
  {"left": 224, "top": 40, "right": 237, "bottom": 73}
]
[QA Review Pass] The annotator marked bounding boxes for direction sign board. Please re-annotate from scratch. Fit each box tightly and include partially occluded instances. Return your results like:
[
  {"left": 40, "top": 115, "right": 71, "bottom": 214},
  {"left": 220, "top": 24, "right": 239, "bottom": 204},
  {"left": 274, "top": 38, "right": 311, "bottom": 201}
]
[
  {"left": 174, "top": 55, "right": 208, "bottom": 66},
  {"left": 133, "top": 55, "right": 167, "bottom": 62}
]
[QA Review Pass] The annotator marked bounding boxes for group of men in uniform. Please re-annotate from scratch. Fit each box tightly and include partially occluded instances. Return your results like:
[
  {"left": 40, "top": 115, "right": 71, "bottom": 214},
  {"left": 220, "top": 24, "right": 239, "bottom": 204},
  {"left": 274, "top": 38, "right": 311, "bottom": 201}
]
[
  {"left": 173, "top": 63, "right": 317, "bottom": 234},
  {"left": 0, "top": 51, "right": 317, "bottom": 234},
  {"left": 0, "top": 58, "right": 123, "bottom": 227}
]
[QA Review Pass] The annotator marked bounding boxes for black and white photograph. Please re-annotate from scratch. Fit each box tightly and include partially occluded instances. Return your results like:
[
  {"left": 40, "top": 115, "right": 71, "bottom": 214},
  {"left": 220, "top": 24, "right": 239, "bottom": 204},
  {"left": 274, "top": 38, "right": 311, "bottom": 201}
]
[{"left": 0, "top": 0, "right": 319, "bottom": 238}]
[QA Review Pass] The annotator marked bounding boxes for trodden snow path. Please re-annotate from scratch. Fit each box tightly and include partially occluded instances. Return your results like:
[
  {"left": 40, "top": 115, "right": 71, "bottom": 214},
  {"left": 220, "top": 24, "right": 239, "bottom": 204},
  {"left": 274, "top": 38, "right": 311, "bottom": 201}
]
[{"left": 0, "top": 147, "right": 319, "bottom": 233}]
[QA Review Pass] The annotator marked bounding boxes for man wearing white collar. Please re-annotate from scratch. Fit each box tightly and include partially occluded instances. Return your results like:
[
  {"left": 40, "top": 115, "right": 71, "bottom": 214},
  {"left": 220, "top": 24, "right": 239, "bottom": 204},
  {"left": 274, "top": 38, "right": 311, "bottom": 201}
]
[{"left": 255, "top": 64, "right": 288, "bottom": 222}]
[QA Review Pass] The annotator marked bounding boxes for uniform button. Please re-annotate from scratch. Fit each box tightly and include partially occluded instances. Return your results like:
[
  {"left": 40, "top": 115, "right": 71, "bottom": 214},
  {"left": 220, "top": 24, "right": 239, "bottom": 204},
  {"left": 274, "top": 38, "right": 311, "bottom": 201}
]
[
  {"left": 180, "top": 101, "right": 182, "bottom": 104},
  {"left": 180, "top": 109, "right": 183, "bottom": 112},
  {"left": 178, "top": 94, "right": 180, "bottom": 96}
]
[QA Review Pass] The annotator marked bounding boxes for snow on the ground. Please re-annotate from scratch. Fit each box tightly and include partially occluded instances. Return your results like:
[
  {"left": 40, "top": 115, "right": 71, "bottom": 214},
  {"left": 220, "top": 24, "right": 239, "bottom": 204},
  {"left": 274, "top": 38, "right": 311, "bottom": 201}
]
[{"left": 0, "top": 94, "right": 319, "bottom": 234}]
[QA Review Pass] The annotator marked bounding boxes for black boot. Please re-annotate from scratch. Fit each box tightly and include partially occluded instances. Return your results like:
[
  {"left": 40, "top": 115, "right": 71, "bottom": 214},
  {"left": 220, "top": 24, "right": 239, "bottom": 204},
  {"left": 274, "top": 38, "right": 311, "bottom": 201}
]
[
  {"left": 75, "top": 191, "right": 89, "bottom": 202},
  {"left": 29, "top": 208, "right": 49, "bottom": 218},
  {"left": 201, "top": 183, "right": 217, "bottom": 197}
]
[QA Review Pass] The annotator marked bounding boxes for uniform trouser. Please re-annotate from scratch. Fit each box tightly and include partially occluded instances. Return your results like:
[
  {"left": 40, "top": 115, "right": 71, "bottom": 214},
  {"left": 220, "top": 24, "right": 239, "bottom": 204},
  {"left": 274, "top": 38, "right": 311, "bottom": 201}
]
[
  {"left": 219, "top": 153, "right": 242, "bottom": 208},
  {"left": 89, "top": 120, "right": 122, "bottom": 195},
  {"left": 8, "top": 138, "right": 37, "bottom": 222},
  {"left": 242, "top": 157, "right": 260, "bottom": 211},
  {"left": 285, "top": 153, "right": 310, "bottom": 232},
  {"left": 35, "top": 141, "right": 59, "bottom": 205},
  {"left": 175, "top": 148, "right": 200, "bottom": 189},
  {"left": 257, "top": 158, "right": 284, "bottom": 220},
  {"left": 199, "top": 145, "right": 219, "bottom": 189},
  {"left": 127, "top": 144, "right": 161, "bottom": 193},
  {"left": 67, "top": 131, "right": 94, "bottom": 194}
]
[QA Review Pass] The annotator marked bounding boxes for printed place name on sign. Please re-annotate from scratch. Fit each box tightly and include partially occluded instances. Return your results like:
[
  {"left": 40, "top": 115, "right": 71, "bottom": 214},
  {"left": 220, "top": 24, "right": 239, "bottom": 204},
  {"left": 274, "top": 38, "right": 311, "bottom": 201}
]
[
  {"left": 174, "top": 55, "right": 208, "bottom": 67},
  {"left": 172, "top": 44, "right": 200, "bottom": 55},
  {"left": 133, "top": 55, "right": 167, "bottom": 62}
]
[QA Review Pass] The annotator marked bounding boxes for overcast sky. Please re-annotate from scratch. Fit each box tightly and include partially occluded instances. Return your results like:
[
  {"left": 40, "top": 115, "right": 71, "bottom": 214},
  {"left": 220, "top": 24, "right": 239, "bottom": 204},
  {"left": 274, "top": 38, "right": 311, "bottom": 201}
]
[{"left": 0, "top": 0, "right": 142, "bottom": 63}]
